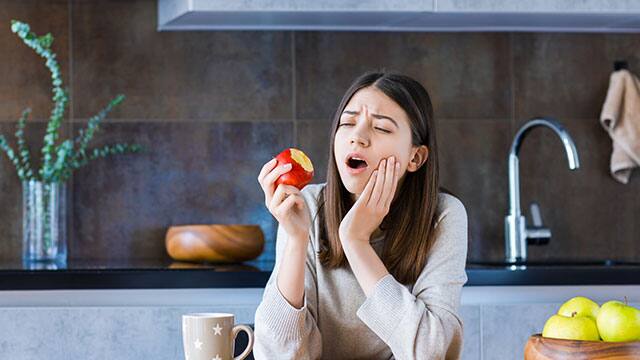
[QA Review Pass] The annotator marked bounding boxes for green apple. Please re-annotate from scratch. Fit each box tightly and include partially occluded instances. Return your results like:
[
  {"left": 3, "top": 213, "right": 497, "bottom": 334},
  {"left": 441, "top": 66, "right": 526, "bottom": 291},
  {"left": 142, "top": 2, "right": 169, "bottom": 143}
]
[
  {"left": 597, "top": 300, "right": 640, "bottom": 342},
  {"left": 542, "top": 313, "right": 600, "bottom": 341},
  {"left": 558, "top": 296, "right": 600, "bottom": 320}
]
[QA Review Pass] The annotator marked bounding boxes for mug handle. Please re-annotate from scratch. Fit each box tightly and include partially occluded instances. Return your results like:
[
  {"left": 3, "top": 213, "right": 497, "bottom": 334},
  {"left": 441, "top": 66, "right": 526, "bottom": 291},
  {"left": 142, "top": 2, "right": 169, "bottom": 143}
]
[{"left": 232, "top": 324, "right": 254, "bottom": 360}]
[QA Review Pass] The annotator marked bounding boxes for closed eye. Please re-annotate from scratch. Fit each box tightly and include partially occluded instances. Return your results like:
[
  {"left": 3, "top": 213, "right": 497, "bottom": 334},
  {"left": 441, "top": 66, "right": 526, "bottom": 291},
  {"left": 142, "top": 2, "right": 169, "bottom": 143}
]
[{"left": 338, "top": 123, "right": 391, "bottom": 133}]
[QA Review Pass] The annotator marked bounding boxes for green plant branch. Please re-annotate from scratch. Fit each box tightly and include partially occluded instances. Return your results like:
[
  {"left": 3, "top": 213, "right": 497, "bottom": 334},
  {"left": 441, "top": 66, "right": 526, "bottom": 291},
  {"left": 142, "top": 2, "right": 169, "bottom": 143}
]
[
  {"left": 11, "top": 20, "right": 69, "bottom": 182},
  {"left": 72, "top": 94, "right": 124, "bottom": 159},
  {"left": 0, "top": 134, "right": 29, "bottom": 180},
  {"left": 61, "top": 143, "right": 142, "bottom": 182},
  {"left": 15, "top": 108, "right": 34, "bottom": 179},
  {"left": 50, "top": 139, "right": 73, "bottom": 182}
]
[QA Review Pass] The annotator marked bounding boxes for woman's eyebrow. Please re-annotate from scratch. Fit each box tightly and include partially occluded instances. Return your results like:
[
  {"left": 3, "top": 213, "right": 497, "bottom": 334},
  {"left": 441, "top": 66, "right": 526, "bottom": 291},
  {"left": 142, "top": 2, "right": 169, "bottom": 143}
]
[{"left": 341, "top": 110, "right": 399, "bottom": 129}]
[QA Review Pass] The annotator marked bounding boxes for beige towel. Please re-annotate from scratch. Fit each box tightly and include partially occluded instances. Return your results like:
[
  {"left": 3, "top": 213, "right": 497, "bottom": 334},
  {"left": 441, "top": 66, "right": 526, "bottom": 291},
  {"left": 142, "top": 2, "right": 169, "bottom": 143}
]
[{"left": 600, "top": 69, "right": 640, "bottom": 184}]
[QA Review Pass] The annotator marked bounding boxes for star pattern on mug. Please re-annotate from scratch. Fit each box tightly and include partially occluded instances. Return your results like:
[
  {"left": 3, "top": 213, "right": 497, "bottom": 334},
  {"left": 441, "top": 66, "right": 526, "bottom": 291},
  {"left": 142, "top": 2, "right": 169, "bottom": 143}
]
[
  {"left": 194, "top": 338, "right": 203, "bottom": 350},
  {"left": 212, "top": 355, "right": 222, "bottom": 360},
  {"left": 212, "top": 323, "right": 223, "bottom": 336}
]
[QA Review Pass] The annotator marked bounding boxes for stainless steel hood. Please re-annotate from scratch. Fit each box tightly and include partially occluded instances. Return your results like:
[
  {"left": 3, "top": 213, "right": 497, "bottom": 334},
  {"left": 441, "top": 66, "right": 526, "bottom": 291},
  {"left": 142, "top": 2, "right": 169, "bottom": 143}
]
[{"left": 158, "top": 0, "right": 640, "bottom": 32}]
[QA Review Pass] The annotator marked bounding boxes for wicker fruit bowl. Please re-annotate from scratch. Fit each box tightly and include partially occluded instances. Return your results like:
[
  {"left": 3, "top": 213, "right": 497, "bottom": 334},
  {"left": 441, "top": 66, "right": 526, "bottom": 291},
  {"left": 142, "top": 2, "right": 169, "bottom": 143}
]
[
  {"left": 165, "top": 224, "right": 264, "bottom": 263},
  {"left": 524, "top": 334, "right": 640, "bottom": 359}
]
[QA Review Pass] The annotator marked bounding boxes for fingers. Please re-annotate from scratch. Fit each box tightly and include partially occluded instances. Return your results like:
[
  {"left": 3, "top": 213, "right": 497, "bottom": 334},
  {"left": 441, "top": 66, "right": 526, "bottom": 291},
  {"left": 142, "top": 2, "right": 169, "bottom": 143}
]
[
  {"left": 369, "top": 159, "right": 386, "bottom": 206},
  {"left": 259, "top": 161, "right": 293, "bottom": 204},
  {"left": 382, "top": 158, "right": 400, "bottom": 209},
  {"left": 270, "top": 184, "right": 301, "bottom": 212},
  {"left": 273, "top": 189, "right": 305, "bottom": 219},
  {"left": 257, "top": 158, "right": 277, "bottom": 184},
  {"left": 357, "top": 168, "right": 378, "bottom": 206}
]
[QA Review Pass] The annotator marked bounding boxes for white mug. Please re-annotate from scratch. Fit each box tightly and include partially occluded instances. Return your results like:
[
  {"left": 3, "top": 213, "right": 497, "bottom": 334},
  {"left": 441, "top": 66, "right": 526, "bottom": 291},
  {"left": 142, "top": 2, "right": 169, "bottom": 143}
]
[{"left": 182, "top": 313, "right": 254, "bottom": 360}]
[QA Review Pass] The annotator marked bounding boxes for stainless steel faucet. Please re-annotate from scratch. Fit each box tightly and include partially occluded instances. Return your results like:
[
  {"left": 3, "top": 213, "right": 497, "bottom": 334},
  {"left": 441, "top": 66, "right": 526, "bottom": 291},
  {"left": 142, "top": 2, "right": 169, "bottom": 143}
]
[{"left": 505, "top": 118, "right": 580, "bottom": 263}]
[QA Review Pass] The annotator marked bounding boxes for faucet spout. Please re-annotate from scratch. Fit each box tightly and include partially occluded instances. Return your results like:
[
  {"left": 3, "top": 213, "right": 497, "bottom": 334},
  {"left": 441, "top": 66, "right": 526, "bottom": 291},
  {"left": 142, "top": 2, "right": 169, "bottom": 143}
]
[{"left": 505, "top": 117, "right": 580, "bottom": 263}]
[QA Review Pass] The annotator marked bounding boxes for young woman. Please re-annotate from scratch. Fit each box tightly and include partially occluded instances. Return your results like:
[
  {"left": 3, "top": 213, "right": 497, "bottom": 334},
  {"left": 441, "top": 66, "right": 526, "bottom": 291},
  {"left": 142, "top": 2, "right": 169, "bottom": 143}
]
[{"left": 254, "top": 72, "right": 468, "bottom": 359}]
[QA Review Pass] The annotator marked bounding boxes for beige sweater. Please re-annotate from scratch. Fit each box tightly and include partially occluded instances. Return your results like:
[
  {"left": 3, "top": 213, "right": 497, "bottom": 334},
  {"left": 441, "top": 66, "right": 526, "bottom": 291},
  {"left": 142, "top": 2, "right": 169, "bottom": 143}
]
[{"left": 254, "top": 183, "right": 468, "bottom": 360}]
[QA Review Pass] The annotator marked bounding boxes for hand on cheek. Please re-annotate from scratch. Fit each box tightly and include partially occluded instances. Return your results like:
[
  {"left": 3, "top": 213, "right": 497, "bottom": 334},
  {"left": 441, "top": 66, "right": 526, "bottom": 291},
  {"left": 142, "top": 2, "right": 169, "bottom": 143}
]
[{"left": 339, "top": 156, "right": 401, "bottom": 244}]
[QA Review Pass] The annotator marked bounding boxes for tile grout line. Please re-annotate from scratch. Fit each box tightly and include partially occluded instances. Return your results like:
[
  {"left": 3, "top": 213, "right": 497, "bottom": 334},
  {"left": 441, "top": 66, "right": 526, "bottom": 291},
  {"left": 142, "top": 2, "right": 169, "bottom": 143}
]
[
  {"left": 69, "top": 0, "right": 74, "bottom": 124},
  {"left": 292, "top": 31, "right": 297, "bottom": 149},
  {"left": 0, "top": 117, "right": 531, "bottom": 123},
  {"left": 6, "top": 114, "right": 601, "bottom": 124},
  {"left": 68, "top": 0, "right": 75, "bottom": 252},
  {"left": 34, "top": 118, "right": 301, "bottom": 123},
  {"left": 479, "top": 305, "right": 484, "bottom": 360},
  {"left": 509, "top": 32, "right": 516, "bottom": 137}
]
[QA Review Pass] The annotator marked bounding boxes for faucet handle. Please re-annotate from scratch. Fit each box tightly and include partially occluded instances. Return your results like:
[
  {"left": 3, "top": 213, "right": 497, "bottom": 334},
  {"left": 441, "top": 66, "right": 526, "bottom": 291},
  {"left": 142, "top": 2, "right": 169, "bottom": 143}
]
[
  {"left": 530, "top": 202, "right": 544, "bottom": 227},
  {"left": 527, "top": 201, "right": 551, "bottom": 245}
]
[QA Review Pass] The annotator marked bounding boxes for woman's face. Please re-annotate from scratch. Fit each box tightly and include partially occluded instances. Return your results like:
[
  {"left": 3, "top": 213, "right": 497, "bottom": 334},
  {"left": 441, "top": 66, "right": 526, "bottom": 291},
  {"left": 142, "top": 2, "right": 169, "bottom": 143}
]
[{"left": 334, "top": 86, "right": 423, "bottom": 199}]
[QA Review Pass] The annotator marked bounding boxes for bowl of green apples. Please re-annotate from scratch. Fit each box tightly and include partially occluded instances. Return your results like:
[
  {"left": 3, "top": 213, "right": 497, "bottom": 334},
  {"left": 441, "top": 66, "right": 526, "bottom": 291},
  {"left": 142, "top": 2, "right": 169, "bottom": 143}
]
[{"left": 525, "top": 296, "right": 640, "bottom": 359}]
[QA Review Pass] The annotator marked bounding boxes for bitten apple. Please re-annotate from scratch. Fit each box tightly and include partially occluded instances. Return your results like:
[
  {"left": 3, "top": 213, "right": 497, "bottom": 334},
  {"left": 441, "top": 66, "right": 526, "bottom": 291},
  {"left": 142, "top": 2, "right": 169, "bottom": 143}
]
[{"left": 274, "top": 148, "right": 314, "bottom": 190}]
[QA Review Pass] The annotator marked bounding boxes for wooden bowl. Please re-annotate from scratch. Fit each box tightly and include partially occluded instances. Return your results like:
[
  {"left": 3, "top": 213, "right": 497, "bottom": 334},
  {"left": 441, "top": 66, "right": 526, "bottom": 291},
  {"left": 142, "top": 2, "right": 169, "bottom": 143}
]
[
  {"left": 165, "top": 224, "right": 264, "bottom": 263},
  {"left": 525, "top": 334, "right": 640, "bottom": 359}
]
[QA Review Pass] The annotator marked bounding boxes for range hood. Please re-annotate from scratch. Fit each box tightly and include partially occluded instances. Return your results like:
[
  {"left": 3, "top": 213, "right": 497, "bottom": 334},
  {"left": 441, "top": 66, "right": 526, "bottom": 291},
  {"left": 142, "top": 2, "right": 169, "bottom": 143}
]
[{"left": 158, "top": 0, "right": 640, "bottom": 32}]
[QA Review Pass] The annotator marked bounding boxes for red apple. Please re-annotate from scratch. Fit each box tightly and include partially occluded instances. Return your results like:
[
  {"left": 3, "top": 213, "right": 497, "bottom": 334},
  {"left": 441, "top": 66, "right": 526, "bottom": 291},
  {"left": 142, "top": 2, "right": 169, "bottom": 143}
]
[{"left": 274, "top": 148, "right": 314, "bottom": 190}]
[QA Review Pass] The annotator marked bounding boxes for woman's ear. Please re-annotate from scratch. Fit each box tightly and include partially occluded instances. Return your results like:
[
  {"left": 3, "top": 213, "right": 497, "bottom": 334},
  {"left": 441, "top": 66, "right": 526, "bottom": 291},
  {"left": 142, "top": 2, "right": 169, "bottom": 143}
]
[{"left": 407, "top": 145, "right": 429, "bottom": 172}]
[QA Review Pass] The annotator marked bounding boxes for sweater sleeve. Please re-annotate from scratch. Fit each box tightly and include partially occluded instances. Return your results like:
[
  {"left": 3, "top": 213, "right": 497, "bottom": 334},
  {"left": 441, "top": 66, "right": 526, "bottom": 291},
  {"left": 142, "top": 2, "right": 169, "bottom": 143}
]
[
  {"left": 356, "top": 195, "right": 468, "bottom": 360},
  {"left": 253, "top": 222, "right": 323, "bottom": 360}
]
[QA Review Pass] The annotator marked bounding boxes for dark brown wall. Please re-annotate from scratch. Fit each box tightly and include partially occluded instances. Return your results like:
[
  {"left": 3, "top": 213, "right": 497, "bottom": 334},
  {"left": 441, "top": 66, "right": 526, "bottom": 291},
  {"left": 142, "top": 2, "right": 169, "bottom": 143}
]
[{"left": 1, "top": 0, "right": 639, "bottom": 265}]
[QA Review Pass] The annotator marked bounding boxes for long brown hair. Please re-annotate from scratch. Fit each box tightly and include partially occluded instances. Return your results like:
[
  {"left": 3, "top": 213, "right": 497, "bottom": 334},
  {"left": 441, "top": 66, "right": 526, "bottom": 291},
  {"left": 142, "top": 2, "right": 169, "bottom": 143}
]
[{"left": 316, "top": 72, "right": 441, "bottom": 285}]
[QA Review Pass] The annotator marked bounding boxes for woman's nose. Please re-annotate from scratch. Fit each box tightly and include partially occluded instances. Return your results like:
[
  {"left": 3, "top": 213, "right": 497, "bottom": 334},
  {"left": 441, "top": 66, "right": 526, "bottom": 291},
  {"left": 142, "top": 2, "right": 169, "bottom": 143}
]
[
  {"left": 351, "top": 135, "right": 369, "bottom": 147},
  {"left": 349, "top": 130, "right": 369, "bottom": 147},
  {"left": 350, "top": 107, "right": 371, "bottom": 146}
]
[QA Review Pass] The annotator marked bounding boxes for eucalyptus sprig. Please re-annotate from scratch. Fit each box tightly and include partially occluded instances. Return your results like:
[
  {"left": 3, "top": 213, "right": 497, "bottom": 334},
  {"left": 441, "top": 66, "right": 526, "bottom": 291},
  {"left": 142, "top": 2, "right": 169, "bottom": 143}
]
[{"left": 0, "top": 20, "right": 143, "bottom": 183}]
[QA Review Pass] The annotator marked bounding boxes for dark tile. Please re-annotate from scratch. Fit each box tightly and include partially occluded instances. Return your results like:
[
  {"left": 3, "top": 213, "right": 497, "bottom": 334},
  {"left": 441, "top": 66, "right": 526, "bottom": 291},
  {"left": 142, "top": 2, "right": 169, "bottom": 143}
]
[
  {"left": 631, "top": 178, "right": 640, "bottom": 259},
  {"left": 295, "top": 32, "right": 511, "bottom": 121},
  {"left": 0, "top": 120, "right": 73, "bottom": 260},
  {"left": 70, "top": 121, "right": 293, "bottom": 262},
  {"left": 71, "top": 0, "right": 292, "bottom": 121},
  {"left": 0, "top": 0, "right": 70, "bottom": 121},
  {"left": 296, "top": 120, "right": 332, "bottom": 184},
  {"left": 437, "top": 118, "right": 511, "bottom": 262},
  {"left": 516, "top": 117, "right": 638, "bottom": 261},
  {"left": 512, "top": 33, "right": 640, "bottom": 120}
]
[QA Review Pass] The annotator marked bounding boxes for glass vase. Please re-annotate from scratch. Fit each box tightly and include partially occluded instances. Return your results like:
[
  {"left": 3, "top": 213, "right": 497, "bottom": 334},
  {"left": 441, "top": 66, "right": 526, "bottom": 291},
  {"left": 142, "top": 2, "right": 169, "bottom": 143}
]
[{"left": 22, "top": 179, "right": 67, "bottom": 264}]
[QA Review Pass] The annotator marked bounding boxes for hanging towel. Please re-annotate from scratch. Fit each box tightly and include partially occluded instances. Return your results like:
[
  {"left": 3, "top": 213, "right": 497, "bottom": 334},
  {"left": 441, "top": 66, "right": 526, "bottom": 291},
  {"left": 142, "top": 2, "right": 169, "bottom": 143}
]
[{"left": 600, "top": 69, "right": 640, "bottom": 184}]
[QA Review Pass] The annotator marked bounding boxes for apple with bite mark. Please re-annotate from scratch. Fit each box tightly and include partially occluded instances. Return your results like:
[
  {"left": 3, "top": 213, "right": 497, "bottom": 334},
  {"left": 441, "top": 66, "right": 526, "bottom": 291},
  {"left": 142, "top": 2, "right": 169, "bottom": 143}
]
[{"left": 274, "top": 148, "right": 314, "bottom": 190}]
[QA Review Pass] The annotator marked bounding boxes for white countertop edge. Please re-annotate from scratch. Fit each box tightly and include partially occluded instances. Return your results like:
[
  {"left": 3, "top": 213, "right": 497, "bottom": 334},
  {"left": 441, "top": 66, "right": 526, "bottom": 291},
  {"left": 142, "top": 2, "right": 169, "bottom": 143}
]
[
  {"left": 0, "top": 288, "right": 266, "bottom": 307},
  {"left": 461, "top": 285, "right": 640, "bottom": 305},
  {"left": 1, "top": 285, "right": 640, "bottom": 307}
]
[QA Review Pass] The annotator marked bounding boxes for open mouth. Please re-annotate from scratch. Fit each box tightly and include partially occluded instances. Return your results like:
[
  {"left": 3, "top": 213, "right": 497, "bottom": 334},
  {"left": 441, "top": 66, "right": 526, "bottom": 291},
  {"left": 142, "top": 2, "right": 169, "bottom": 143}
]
[{"left": 346, "top": 155, "right": 369, "bottom": 172}]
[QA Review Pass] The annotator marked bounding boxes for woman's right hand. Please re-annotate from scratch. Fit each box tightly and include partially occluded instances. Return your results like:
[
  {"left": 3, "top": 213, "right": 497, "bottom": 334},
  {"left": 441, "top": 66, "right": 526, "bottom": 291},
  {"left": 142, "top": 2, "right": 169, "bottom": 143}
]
[{"left": 257, "top": 158, "right": 311, "bottom": 243}]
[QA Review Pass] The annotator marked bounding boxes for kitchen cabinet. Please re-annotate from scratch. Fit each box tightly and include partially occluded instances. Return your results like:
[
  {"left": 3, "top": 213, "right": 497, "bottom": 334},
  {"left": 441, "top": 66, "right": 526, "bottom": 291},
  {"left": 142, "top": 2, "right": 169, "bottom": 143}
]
[{"left": 158, "top": 0, "right": 640, "bottom": 32}]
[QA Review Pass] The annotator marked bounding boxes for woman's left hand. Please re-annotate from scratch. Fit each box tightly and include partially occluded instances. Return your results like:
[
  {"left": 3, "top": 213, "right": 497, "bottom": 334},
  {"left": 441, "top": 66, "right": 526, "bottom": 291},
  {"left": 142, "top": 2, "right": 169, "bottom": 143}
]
[{"left": 339, "top": 156, "right": 400, "bottom": 245}]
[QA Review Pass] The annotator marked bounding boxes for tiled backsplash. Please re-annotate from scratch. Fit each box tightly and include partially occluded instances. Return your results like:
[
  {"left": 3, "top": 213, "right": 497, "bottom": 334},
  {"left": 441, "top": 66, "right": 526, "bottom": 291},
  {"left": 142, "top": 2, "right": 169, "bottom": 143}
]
[{"left": 0, "top": 0, "right": 639, "bottom": 264}]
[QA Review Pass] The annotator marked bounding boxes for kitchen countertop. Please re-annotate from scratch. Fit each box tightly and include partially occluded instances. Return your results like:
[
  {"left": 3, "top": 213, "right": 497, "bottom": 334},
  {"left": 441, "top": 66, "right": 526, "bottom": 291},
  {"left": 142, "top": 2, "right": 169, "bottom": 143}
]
[{"left": 2, "top": 258, "right": 640, "bottom": 290}]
